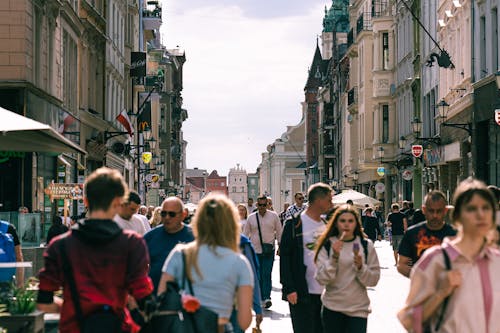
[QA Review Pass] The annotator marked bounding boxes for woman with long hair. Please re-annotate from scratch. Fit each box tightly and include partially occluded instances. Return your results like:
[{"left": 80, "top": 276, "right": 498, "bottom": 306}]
[
  {"left": 314, "top": 204, "right": 380, "bottom": 333},
  {"left": 237, "top": 204, "right": 248, "bottom": 228},
  {"left": 158, "top": 194, "right": 254, "bottom": 333},
  {"left": 149, "top": 206, "right": 162, "bottom": 228},
  {"left": 398, "top": 178, "right": 500, "bottom": 332}
]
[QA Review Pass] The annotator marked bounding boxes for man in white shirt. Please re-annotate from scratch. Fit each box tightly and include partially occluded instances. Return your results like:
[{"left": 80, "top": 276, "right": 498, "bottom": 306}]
[
  {"left": 243, "top": 195, "right": 282, "bottom": 309},
  {"left": 114, "top": 190, "right": 147, "bottom": 235}
]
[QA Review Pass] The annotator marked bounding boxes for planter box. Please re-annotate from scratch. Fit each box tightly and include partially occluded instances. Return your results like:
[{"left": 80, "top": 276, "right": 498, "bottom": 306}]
[{"left": 0, "top": 310, "right": 44, "bottom": 333}]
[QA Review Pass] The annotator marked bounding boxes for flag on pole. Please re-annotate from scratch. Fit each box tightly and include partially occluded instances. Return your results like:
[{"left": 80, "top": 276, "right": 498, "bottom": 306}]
[
  {"left": 116, "top": 109, "right": 134, "bottom": 137},
  {"left": 58, "top": 113, "right": 76, "bottom": 134}
]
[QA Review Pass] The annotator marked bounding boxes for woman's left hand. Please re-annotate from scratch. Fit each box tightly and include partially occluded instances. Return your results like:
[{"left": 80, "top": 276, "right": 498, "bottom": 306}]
[{"left": 354, "top": 253, "right": 362, "bottom": 270}]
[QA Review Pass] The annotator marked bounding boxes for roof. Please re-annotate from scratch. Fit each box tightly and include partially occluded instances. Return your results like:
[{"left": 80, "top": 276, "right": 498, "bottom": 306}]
[{"left": 186, "top": 177, "right": 204, "bottom": 191}]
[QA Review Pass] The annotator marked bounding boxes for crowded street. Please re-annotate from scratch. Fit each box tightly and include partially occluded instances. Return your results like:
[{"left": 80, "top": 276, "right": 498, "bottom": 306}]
[{"left": 252, "top": 240, "right": 409, "bottom": 333}]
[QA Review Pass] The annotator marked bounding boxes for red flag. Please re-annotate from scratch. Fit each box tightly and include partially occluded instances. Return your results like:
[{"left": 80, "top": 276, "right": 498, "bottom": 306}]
[
  {"left": 58, "top": 113, "right": 76, "bottom": 133},
  {"left": 116, "top": 109, "right": 134, "bottom": 137}
]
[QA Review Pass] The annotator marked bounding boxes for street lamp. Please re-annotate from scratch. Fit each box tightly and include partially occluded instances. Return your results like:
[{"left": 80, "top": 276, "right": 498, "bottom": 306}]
[
  {"left": 377, "top": 146, "right": 413, "bottom": 167},
  {"left": 352, "top": 171, "right": 359, "bottom": 190},
  {"left": 411, "top": 117, "right": 441, "bottom": 144},
  {"left": 437, "top": 98, "right": 472, "bottom": 135}
]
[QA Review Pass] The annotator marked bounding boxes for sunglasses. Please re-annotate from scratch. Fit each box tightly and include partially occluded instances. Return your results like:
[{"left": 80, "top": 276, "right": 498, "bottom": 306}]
[
  {"left": 160, "top": 210, "right": 181, "bottom": 218},
  {"left": 297, "top": 197, "right": 304, "bottom": 200},
  {"left": 257, "top": 203, "right": 267, "bottom": 207}
]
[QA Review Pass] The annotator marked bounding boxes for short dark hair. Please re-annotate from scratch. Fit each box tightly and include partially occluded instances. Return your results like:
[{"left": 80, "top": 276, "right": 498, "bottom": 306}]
[
  {"left": 125, "top": 190, "right": 141, "bottom": 205},
  {"left": 257, "top": 195, "right": 267, "bottom": 202},
  {"left": 487, "top": 185, "right": 500, "bottom": 202},
  {"left": 85, "top": 167, "right": 127, "bottom": 212},
  {"left": 391, "top": 203, "right": 400, "bottom": 210},
  {"left": 424, "top": 190, "right": 447, "bottom": 206},
  {"left": 294, "top": 192, "right": 303, "bottom": 198},
  {"left": 307, "top": 183, "right": 332, "bottom": 204}
]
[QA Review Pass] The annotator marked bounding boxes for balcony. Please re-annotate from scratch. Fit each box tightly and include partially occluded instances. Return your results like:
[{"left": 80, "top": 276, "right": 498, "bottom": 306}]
[
  {"left": 371, "top": 0, "right": 390, "bottom": 18},
  {"left": 356, "top": 13, "right": 372, "bottom": 36},
  {"left": 143, "top": 1, "right": 162, "bottom": 32}
]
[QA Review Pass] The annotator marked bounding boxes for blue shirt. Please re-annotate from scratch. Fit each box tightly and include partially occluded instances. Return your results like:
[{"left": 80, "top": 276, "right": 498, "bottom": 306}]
[
  {"left": 144, "top": 224, "right": 194, "bottom": 292},
  {"left": 163, "top": 244, "right": 254, "bottom": 319}
]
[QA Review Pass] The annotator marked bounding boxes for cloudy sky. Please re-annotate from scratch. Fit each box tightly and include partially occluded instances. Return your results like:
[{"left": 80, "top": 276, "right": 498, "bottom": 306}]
[{"left": 161, "top": 0, "right": 329, "bottom": 175}]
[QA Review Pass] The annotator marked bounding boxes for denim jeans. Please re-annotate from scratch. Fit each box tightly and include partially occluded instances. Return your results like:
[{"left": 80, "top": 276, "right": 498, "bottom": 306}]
[
  {"left": 321, "top": 307, "right": 367, "bottom": 333},
  {"left": 257, "top": 253, "right": 274, "bottom": 300}
]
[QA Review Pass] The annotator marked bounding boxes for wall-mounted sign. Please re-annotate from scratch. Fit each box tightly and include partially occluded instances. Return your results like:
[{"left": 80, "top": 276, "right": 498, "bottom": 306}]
[
  {"left": 0, "top": 151, "right": 25, "bottom": 164},
  {"left": 376, "top": 167, "right": 385, "bottom": 177},
  {"left": 44, "top": 183, "right": 83, "bottom": 200},
  {"left": 411, "top": 145, "right": 423, "bottom": 158},
  {"left": 402, "top": 169, "right": 413, "bottom": 181},
  {"left": 375, "top": 182, "right": 385, "bottom": 193},
  {"left": 495, "top": 109, "right": 500, "bottom": 126}
]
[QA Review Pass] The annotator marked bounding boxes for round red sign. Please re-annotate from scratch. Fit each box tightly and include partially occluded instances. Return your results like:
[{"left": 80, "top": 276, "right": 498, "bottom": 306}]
[{"left": 411, "top": 145, "right": 423, "bottom": 158}]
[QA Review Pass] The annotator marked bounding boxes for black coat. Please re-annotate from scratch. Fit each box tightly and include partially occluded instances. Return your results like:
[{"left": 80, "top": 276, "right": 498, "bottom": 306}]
[{"left": 279, "top": 216, "right": 309, "bottom": 301}]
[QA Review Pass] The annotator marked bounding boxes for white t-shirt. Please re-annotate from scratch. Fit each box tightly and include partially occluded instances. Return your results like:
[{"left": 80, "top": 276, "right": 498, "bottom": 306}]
[
  {"left": 135, "top": 214, "right": 151, "bottom": 233},
  {"left": 113, "top": 214, "right": 147, "bottom": 235},
  {"left": 301, "top": 211, "right": 327, "bottom": 294}
]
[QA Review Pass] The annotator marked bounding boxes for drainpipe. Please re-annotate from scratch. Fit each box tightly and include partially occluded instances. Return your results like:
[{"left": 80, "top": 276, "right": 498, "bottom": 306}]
[{"left": 470, "top": 0, "right": 476, "bottom": 177}]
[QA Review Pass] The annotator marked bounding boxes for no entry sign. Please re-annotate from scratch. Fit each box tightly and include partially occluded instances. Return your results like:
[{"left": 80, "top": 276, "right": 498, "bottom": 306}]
[
  {"left": 495, "top": 109, "right": 500, "bottom": 126},
  {"left": 412, "top": 145, "right": 423, "bottom": 158}
]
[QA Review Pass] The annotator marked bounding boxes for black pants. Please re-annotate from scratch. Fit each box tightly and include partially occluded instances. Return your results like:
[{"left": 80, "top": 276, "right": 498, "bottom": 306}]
[
  {"left": 289, "top": 293, "right": 322, "bottom": 333},
  {"left": 321, "top": 307, "right": 367, "bottom": 333}
]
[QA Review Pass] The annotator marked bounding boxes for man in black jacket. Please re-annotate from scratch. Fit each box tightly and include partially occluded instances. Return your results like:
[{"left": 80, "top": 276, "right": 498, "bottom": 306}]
[{"left": 280, "top": 183, "right": 333, "bottom": 333}]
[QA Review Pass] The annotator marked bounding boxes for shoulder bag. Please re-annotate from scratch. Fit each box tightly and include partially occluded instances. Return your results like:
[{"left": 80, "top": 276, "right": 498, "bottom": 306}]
[
  {"left": 148, "top": 250, "right": 218, "bottom": 333},
  {"left": 256, "top": 214, "right": 275, "bottom": 256},
  {"left": 59, "top": 238, "right": 122, "bottom": 333}
]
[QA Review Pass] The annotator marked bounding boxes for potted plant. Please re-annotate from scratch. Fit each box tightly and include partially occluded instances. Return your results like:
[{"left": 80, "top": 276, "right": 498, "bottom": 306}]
[{"left": 0, "top": 277, "right": 44, "bottom": 333}]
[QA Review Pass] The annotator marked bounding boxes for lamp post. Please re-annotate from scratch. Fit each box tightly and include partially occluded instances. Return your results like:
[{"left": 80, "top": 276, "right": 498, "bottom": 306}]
[
  {"left": 436, "top": 98, "right": 472, "bottom": 135},
  {"left": 411, "top": 117, "right": 441, "bottom": 145},
  {"left": 352, "top": 171, "right": 359, "bottom": 191}
]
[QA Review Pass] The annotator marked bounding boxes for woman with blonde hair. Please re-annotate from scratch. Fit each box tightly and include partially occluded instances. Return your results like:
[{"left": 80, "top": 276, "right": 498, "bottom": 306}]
[
  {"left": 158, "top": 194, "right": 254, "bottom": 333},
  {"left": 314, "top": 204, "right": 380, "bottom": 333},
  {"left": 237, "top": 203, "right": 248, "bottom": 228},
  {"left": 149, "top": 206, "right": 162, "bottom": 228},
  {"left": 398, "top": 178, "right": 500, "bottom": 333}
]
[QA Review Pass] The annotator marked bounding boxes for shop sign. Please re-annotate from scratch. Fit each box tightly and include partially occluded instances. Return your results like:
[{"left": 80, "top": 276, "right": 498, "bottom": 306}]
[
  {"left": 411, "top": 145, "right": 423, "bottom": 158},
  {"left": 495, "top": 109, "right": 500, "bottom": 126},
  {"left": 375, "top": 182, "right": 385, "bottom": 193},
  {"left": 376, "top": 167, "right": 385, "bottom": 177},
  {"left": 44, "top": 183, "right": 84, "bottom": 200},
  {"left": 402, "top": 169, "right": 413, "bottom": 181},
  {"left": 0, "top": 151, "right": 25, "bottom": 164},
  {"left": 142, "top": 152, "right": 152, "bottom": 164}
]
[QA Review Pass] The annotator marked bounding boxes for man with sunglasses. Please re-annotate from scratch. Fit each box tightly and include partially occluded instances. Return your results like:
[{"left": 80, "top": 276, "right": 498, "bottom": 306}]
[
  {"left": 285, "top": 192, "right": 307, "bottom": 220},
  {"left": 143, "top": 197, "right": 194, "bottom": 292},
  {"left": 243, "top": 195, "right": 282, "bottom": 309}
]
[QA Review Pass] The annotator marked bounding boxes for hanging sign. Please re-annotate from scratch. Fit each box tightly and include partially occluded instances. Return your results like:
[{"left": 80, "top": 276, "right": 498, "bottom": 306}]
[
  {"left": 376, "top": 167, "right": 385, "bottom": 177},
  {"left": 412, "top": 145, "right": 423, "bottom": 158},
  {"left": 495, "top": 109, "right": 500, "bottom": 126},
  {"left": 44, "top": 183, "right": 83, "bottom": 200},
  {"left": 142, "top": 152, "right": 152, "bottom": 164},
  {"left": 375, "top": 182, "right": 385, "bottom": 193},
  {"left": 402, "top": 169, "right": 413, "bottom": 181}
]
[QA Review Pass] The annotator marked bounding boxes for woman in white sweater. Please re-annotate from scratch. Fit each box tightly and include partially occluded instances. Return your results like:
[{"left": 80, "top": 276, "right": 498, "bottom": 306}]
[{"left": 314, "top": 205, "right": 380, "bottom": 333}]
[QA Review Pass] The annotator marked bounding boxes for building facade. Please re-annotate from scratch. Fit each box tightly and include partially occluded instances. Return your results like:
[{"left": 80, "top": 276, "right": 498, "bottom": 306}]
[{"left": 227, "top": 164, "right": 248, "bottom": 205}]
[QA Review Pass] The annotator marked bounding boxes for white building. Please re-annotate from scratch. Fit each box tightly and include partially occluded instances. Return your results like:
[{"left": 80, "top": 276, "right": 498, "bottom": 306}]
[{"left": 228, "top": 164, "right": 248, "bottom": 204}]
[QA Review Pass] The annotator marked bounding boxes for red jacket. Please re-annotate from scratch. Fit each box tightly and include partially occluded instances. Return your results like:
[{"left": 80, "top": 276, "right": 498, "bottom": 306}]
[{"left": 38, "top": 219, "right": 153, "bottom": 333}]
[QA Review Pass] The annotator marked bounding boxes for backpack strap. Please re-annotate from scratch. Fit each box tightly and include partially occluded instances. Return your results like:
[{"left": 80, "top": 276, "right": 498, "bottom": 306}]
[{"left": 434, "top": 248, "right": 452, "bottom": 331}]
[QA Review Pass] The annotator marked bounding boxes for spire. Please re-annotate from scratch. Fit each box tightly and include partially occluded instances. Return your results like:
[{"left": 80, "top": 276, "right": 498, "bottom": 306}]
[{"left": 322, "top": 0, "right": 349, "bottom": 33}]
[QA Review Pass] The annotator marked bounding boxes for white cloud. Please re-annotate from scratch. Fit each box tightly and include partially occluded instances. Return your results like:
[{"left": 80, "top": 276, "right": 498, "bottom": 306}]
[{"left": 162, "top": 2, "right": 327, "bottom": 175}]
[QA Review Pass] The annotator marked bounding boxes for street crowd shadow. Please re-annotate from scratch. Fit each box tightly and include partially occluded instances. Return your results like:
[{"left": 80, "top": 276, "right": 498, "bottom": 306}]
[{"left": 262, "top": 309, "right": 290, "bottom": 320}]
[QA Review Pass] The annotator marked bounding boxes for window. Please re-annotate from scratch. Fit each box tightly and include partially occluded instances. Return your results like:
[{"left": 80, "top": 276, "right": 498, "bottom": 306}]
[
  {"left": 480, "top": 16, "right": 487, "bottom": 76},
  {"left": 63, "top": 30, "right": 78, "bottom": 112},
  {"left": 382, "top": 104, "right": 389, "bottom": 143},
  {"left": 232, "top": 187, "right": 236, "bottom": 193},
  {"left": 493, "top": 9, "right": 498, "bottom": 71},
  {"left": 382, "top": 32, "right": 389, "bottom": 70},
  {"left": 241, "top": 187, "right": 244, "bottom": 192}
]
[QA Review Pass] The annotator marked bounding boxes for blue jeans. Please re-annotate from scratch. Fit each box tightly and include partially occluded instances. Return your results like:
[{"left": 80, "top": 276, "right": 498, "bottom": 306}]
[{"left": 257, "top": 253, "right": 274, "bottom": 300}]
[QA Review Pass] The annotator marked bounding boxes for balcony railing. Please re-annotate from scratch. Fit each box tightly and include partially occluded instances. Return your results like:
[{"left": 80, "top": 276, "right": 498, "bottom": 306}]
[
  {"left": 347, "top": 87, "right": 358, "bottom": 106},
  {"left": 371, "top": 0, "right": 390, "bottom": 18},
  {"left": 356, "top": 13, "right": 372, "bottom": 35},
  {"left": 347, "top": 29, "right": 354, "bottom": 48}
]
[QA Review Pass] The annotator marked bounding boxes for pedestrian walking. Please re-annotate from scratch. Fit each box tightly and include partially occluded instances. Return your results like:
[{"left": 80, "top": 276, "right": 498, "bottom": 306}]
[
  {"left": 397, "top": 191, "right": 457, "bottom": 278},
  {"left": 285, "top": 192, "right": 307, "bottom": 220},
  {"left": 144, "top": 197, "right": 194, "bottom": 293},
  {"left": 149, "top": 206, "right": 162, "bottom": 228},
  {"left": 361, "top": 207, "right": 382, "bottom": 242},
  {"left": 280, "top": 183, "right": 333, "bottom": 333},
  {"left": 158, "top": 194, "right": 254, "bottom": 333},
  {"left": 36, "top": 167, "right": 153, "bottom": 333},
  {"left": 279, "top": 203, "right": 290, "bottom": 225},
  {"left": 243, "top": 195, "right": 282, "bottom": 309},
  {"left": 246, "top": 197, "right": 256, "bottom": 216},
  {"left": 114, "top": 190, "right": 148, "bottom": 235},
  {"left": 46, "top": 216, "right": 68, "bottom": 245},
  {"left": 237, "top": 203, "right": 248, "bottom": 228},
  {"left": 398, "top": 178, "right": 500, "bottom": 333},
  {"left": 314, "top": 204, "right": 380, "bottom": 333},
  {"left": 386, "top": 203, "right": 408, "bottom": 265}
]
